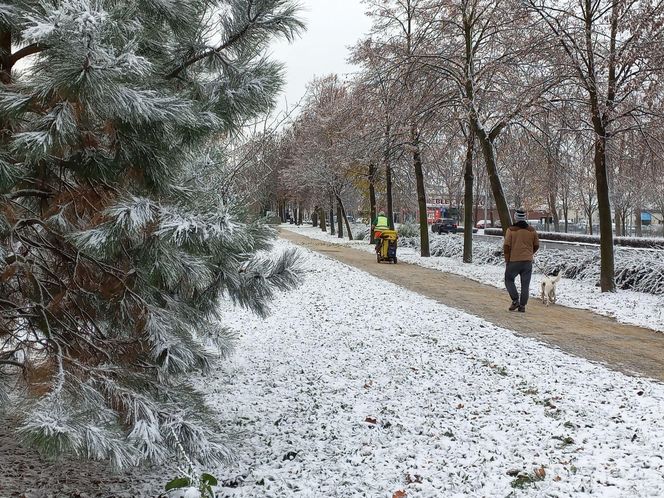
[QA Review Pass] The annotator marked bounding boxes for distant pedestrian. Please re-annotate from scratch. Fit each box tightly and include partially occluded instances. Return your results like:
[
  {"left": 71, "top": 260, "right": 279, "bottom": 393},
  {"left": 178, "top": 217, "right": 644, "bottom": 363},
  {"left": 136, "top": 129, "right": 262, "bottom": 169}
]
[{"left": 504, "top": 208, "right": 540, "bottom": 313}]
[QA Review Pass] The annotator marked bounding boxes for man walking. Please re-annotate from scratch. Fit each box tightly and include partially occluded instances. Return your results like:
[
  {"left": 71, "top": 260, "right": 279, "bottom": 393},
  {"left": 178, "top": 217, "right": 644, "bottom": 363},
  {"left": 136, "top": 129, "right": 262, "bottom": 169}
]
[{"left": 504, "top": 208, "right": 539, "bottom": 312}]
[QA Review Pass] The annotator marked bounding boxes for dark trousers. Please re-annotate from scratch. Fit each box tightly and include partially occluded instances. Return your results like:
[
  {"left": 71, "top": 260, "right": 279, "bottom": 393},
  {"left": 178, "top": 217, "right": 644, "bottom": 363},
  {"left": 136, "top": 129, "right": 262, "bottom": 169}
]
[{"left": 505, "top": 261, "right": 533, "bottom": 306}]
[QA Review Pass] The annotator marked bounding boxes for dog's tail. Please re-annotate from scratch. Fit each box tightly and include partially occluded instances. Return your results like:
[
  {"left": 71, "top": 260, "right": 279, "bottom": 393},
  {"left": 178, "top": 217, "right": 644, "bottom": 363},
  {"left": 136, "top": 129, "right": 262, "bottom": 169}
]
[{"left": 553, "top": 272, "right": 562, "bottom": 283}]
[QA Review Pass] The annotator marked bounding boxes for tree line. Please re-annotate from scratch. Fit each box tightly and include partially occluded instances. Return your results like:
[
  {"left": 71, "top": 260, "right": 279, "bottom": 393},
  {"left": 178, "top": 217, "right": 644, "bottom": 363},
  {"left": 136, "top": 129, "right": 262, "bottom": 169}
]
[{"left": 254, "top": 0, "right": 664, "bottom": 293}]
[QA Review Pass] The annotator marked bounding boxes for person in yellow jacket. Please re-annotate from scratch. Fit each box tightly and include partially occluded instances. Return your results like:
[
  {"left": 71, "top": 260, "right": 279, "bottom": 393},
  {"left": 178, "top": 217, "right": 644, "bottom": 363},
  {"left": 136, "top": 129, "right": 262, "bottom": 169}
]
[{"left": 372, "top": 211, "right": 389, "bottom": 251}]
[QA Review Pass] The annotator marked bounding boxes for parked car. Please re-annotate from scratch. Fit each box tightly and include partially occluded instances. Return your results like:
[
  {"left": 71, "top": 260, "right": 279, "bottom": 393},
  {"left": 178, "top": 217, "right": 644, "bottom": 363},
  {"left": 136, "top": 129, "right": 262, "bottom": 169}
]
[
  {"left": 476, "top": 219, "right": 492, "bottom": 229},
  {"left": 431, "top": 218, "right": 458, "bottom": 234}
]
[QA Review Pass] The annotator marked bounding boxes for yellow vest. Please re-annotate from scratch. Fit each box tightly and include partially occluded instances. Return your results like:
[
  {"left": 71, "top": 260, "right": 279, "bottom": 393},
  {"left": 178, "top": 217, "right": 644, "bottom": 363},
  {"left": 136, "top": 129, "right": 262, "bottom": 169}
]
[{"left": 375, "top": 215, "right": 389, "bottom": 229}]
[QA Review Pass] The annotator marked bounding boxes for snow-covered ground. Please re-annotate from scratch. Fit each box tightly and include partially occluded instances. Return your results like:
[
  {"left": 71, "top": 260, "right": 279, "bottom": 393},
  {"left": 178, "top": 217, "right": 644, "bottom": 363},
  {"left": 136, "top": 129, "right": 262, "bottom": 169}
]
[
  {"left": 204, "top": 239, "right": 664, "bottom": 497},
  {"left": 282, "top": 224, "right": 664, "bottom": 333}
]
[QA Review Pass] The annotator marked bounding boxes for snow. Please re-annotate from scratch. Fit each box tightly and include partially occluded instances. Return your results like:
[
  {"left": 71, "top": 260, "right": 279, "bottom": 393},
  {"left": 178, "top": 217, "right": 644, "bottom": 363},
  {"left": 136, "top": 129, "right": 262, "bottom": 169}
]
[
  {"left": 283, "top": 225, "right": 664, "bottom": 333},
  {"left": 4, "top": 236, "right": 664, "bottom": 496},
  {"left": 203, "top": 239, "right": 664, "bottom": 497}
]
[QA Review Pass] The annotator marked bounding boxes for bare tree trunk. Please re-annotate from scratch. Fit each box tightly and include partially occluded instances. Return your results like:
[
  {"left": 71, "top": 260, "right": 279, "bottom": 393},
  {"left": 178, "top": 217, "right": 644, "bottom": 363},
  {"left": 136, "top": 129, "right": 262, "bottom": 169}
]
[
  {"left": 319, "top": 206, "right": 327, "bottom": 232},
  {"left": 385, "top": 120, "right": 395, "bottom": 229},
  {"left": 474, "top": 125, "right": 512, "bottom": 232},
  {"left": 312, "top": 206, "right": 318, "bottom": 227},
  {"left": 328, "top": 194, "right": 335, "bottom": 236},
  {"left": 369, "top": 162, "right": 377, "bottom": 244},
  {"left": 594, "top": 132, "right": 616, "bottom": 291},
  {"left": 411, "top": 124, "right": 430, "bottom": 257},
  {"left": 635, "top": 207, "right": 642, "bottom": 237},
  {"left": 336, "top": 200, "right": 343, "bottom": 238},
  {"left": 463, "top": 125, "right": 475, "bottom": 263},
  {"left": 297, "top": 202, "right": 303, "bottom": 225},
  {"left": 614, "top": 208, "right": 621, "bottom": 237},
  {"left": 337, "top": 194, "right": 354, "bottom": 241},
  {"left": 548, "top": 191, "right": 560, "bottom": 232}
]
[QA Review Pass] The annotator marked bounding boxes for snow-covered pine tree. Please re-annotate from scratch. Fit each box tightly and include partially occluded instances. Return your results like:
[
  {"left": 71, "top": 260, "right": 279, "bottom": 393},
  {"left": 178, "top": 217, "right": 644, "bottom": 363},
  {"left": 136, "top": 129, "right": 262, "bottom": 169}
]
[{"left": 0, "top": 0, "right": 303, "bottom": 468}]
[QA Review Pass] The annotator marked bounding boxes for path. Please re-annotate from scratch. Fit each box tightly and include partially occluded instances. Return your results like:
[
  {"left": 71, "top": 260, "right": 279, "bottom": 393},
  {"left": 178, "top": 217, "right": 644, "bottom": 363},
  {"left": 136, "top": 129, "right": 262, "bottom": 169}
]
[{"left": 281, "top": 229, "right": 664, "bottom": 382}]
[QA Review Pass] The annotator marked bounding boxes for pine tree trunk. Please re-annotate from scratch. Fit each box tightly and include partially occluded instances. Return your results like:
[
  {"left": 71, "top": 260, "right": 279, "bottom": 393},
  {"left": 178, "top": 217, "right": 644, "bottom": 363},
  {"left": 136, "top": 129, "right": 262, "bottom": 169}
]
[
  {"left": 336, "top": 201, "right": 343, "bottom": 238},
  {"left": 594, "top": 132, "right": 616, "bottom": 291},
  {"left": 463, "top": 126, "right": 474, "bottom": 263},
  {"left": 412, "top": 124, "right": 430, "bottom": 257},
  {"left": 0, "top": 31, "right": 12, "bottom": 84},
  {"left": 473, "top": 125, "right": 511, "bottom": 232},
  {"left": 369, "top": 162, "right": 377, "bottom": 244}
]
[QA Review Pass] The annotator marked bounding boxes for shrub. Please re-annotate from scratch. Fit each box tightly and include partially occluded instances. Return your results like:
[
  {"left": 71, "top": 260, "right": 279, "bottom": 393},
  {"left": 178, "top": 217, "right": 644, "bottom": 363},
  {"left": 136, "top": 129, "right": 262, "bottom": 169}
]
[
  {"left": 397, "top": 221, "right": 420, "bottom": 238},
  {"left": 484, "top": 228, "right": 664, "bottom": 249},
  {"left": 402, "top": 234, "right": 664, "bottom": 295}
]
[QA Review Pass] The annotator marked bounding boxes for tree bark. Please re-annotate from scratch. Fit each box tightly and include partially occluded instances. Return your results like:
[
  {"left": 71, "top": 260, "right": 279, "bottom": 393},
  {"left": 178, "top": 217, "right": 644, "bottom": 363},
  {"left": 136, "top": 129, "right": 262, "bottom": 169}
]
[
  {"left": 336, "top": 200, "right": 343, "bottom": 238},
  {"left": 318, "top": 206, "right": 327, "bottom": 232},
  {"left": 328, "top": 196, "right": 335, "bottom": 236},
  {"left": 593, "top": 131, "right": 616, "bottom": 291},
  {"left": 297, "top": 202, "right": 303, "bottom": 225},
  {"left": 635, "top": 207, "right": 642, "bottom": 237},
  {"left": 548, "top": 191, "right": 560, "bottom": 232},
  {"left": 337, "top": 194, "right": 354, "bottom": 241},
  {"left": 0, "top": 30, "right": 11, "bottom": 84},
  {"left": 463, "top": 125, "right": 475, "bottom": 263},
  {"left": 312, "top": 206, "right": 318, "bottom": 227},
  {"left": 369, "top": 162, "right": 377, "bottom": 244},
  {"left": 384, "top": 120, "right": 395, "bottom": 229},
  {"left": 412, "top": 124, "right": 430, "bottom": 257},
  {"left": 473, "top": 125, "right": 512, "bottom": 233},
  {"left": 614, "top": 208, "right": 621, "bottom": 237}
]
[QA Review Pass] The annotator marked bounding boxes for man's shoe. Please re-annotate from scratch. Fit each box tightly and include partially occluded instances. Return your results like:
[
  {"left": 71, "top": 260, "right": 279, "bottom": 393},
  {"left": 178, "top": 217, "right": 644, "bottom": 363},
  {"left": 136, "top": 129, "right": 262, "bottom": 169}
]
[
  {"left": 509, "top": 301, "right": 519, "bottom": 311},
  {"left": 518, "top": 305, "right": 526, "bottom": 313}
]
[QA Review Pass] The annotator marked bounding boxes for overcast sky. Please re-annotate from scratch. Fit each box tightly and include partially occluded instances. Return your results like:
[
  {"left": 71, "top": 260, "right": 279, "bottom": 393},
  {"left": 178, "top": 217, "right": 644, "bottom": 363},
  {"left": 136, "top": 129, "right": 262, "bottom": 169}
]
[{"left": 269, "top": 1, "right": 372, "bottom": 114}]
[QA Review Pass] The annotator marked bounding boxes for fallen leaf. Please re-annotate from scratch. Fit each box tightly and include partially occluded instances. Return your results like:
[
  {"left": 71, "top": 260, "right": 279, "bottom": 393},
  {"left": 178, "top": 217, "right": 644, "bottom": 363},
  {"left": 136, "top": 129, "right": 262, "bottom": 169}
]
[
  {"left": 365, "top": 416, "right": 377, "bottom": 425},
  {"left": 554, "top": 475, "right": 561, "bottom": 481},
  {"left": 393, "top": 491, "right": 407, "bottom": 498},
  {"left": 364, "top": 380, "right": 373, "bottom": 389},
  {"left": 534, "top": 466, "right": 546, "bottom": 479},
  {"left": 406, "top": 473, "right": 423, "bottom": 484},
  {"left": 456, "top": 403, "right": 464, "bottom": 409}
]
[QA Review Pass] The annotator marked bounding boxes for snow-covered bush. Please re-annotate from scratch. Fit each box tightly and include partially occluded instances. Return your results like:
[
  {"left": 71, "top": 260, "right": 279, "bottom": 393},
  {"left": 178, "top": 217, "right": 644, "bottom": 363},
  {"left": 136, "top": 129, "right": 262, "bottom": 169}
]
[
  {"left": 397, "top": 221, "right": 420, "bottom": 238},
  {"left": 402, "top": 236, "right": 664, "bottom": 295},
  {"left": 485, "top": 228, "right": 664, "bottom": 249},
  {"left": 351, "top": 224, "right": 370, "bottom": 241}
]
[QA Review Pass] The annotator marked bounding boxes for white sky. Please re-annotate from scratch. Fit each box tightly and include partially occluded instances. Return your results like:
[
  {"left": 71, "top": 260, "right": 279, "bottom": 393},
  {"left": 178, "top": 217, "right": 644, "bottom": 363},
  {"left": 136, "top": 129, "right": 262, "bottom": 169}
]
[{"left": 269, "top": 1, "right": 372, "bottom": 114}]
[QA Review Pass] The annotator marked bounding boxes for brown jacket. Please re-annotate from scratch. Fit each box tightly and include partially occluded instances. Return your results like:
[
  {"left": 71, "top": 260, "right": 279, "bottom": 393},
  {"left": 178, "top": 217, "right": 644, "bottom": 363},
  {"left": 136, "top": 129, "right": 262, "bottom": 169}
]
[{"left": 504, "top": 224, "right": 539, "bottom": 262}]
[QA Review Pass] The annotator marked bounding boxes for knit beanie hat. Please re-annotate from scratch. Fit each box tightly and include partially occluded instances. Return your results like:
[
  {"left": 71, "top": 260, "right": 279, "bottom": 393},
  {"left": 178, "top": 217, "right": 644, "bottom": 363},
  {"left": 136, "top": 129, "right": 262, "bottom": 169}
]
[{"left": 514, "top": 208, "right": 527, "bottom": 222}]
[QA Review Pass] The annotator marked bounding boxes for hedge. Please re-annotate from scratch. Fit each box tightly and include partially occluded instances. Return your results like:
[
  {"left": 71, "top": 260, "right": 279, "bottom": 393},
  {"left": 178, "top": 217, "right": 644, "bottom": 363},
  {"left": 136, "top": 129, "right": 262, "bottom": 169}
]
[
  {"left": 398, "top": 234, "right": 664, "bottom": 295},
  {"left": 484, "top": 228, "right": 664, "bottom": 249}
]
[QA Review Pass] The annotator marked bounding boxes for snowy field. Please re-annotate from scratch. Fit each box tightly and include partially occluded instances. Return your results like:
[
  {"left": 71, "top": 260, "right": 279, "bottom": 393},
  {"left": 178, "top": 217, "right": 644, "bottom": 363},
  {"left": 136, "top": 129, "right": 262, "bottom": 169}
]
[
  {"left": 282, "top": 225, "right": 664, "bottom": 333},
  {"left": 204, "top": 240, "right": 664, "bottom": 497}
]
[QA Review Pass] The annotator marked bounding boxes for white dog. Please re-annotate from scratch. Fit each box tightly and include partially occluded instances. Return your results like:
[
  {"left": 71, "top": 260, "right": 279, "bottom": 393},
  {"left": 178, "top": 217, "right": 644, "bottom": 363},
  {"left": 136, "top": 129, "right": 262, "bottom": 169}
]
[{"left": 541, "top": 273, "right": 562, "bottom": 306}]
